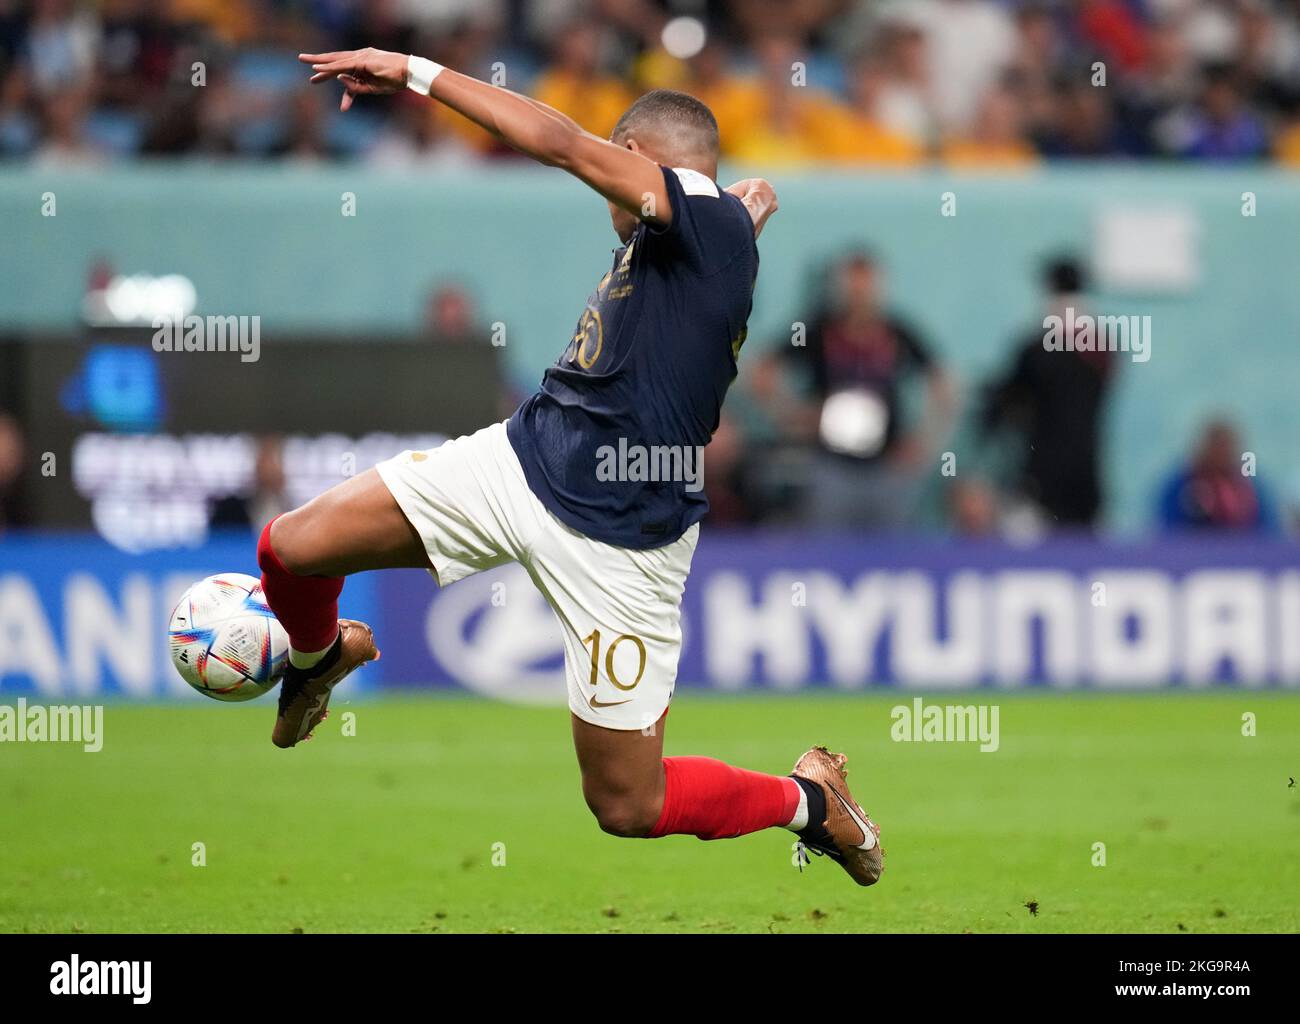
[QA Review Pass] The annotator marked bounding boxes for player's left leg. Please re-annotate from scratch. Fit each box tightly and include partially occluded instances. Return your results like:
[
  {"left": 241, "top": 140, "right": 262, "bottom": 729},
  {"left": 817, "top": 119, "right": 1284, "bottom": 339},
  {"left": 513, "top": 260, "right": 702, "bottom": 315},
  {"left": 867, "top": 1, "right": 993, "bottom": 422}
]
[
  {"left": 531, "top": 513, "right": 884, "bottom": 884},
  {"left": 571, "top": 709, "right": 799, "bottom": 840},
  {"left": 570, "top": 706, "right": 882, "bottom": 887},
  {"left": 572, "top": 710, "right": 883, "bottom": 884}
]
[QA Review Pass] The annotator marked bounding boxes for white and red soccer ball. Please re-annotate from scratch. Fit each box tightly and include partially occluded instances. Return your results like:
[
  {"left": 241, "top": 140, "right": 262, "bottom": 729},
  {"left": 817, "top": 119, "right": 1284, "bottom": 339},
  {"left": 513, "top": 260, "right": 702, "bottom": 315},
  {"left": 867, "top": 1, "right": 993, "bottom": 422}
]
[{"left": 168, "top": 573, "right": 288, "bottom": 701}]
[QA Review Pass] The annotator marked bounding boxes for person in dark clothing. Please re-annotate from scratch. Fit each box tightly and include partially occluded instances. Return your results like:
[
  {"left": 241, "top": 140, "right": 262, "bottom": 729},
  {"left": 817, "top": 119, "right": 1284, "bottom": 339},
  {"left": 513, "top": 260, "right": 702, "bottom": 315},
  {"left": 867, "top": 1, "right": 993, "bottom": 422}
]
[
  {"left": 0, "top": 411, "right": 30, "bottom": 532},
  {"left": 754, "top": 249, "right": 954, "bottom": 529},
  {"left": 981, "top": 257, "right": 1114, "bottom": 529}
]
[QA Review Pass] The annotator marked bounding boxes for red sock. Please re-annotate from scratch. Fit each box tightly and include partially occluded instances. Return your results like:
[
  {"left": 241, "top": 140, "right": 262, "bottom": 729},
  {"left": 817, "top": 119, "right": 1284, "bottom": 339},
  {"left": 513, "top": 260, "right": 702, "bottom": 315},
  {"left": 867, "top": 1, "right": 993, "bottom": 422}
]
[
  {"left": 256, "top": 516, "right": 343, "bottom": 654},
  {"left": 649, "top": 756, "right": 800, "bottom": 840}
]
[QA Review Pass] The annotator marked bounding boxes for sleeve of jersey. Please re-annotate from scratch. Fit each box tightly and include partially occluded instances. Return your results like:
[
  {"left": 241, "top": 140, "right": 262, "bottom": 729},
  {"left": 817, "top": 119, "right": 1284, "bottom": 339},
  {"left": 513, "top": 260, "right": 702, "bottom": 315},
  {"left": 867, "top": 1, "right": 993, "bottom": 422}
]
[{"left": 646, "top": 165, "right": 747, "bottom": 274}]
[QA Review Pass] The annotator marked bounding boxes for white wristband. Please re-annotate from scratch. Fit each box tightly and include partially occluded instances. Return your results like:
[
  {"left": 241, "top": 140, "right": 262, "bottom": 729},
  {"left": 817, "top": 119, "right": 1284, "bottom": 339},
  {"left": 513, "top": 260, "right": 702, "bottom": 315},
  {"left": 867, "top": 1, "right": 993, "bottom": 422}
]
[{"left": 406, "top": 55, "right": 444, "bottom": 96}]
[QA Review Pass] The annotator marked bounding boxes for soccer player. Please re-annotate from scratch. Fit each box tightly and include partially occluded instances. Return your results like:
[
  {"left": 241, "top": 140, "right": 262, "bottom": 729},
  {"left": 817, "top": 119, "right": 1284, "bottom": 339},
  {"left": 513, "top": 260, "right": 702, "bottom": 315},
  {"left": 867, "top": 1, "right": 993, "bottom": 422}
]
[{"left": 257, "top": 46, "right": 882, "bottom": 886}]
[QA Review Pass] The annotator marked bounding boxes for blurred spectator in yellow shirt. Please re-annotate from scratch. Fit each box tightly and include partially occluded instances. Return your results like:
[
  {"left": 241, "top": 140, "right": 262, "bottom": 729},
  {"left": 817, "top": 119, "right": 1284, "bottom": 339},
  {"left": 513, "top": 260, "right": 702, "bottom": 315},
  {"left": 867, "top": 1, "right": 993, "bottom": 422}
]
[
  {"left": 728, "top": 31, "right": 846, "bottom": 167},
  {"left": 941, "top": 80, "right": 1039, "bottom": 169},
  {"left": 821, "top": 54, "right": 926, "bottom": 166},
  {"left": 168, "top": 0, "right": 258, "bottom": 42},
  {"left": 427, "top": 19, "right": 522, "bottom": 158},
  {"left": 531, "top": 21, "right": 633, "bottom": 139},
  {"left": 679, "top": 39, "right": 766, "bottom": 158}
]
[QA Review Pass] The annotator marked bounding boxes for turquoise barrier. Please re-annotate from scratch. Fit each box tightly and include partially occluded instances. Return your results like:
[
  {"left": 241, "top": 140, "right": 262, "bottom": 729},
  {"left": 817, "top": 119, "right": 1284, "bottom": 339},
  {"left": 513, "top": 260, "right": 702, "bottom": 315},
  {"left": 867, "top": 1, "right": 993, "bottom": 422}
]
[{"left": 3, "top": 163, "right": 1299, "bottom": 530}]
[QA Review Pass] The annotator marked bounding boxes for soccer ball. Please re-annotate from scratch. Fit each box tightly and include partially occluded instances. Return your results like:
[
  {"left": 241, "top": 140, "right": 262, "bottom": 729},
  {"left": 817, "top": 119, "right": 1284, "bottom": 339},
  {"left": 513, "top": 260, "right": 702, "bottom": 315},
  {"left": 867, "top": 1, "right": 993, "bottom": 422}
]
[{"left": 168, "top": 573, "right": 288, "bottom": 702}]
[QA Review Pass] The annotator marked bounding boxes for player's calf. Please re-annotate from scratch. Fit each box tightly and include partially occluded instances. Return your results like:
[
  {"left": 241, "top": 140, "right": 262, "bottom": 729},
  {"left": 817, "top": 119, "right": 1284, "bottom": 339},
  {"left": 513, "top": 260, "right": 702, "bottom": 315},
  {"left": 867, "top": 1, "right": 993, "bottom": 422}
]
[
  {"left": 581, "top": 782, "right": 663, "bottom": 838},
  {"left": 258, "top": 516, "right": 345, "bottom": 658}
]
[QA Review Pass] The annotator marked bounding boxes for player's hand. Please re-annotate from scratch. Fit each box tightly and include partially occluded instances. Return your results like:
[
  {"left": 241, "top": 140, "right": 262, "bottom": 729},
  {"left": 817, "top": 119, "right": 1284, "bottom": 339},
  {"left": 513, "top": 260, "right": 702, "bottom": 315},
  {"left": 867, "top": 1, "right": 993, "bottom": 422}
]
[
  {"left": 299, "top": 48, "right": 409, "bottom": 111},
  {"left": 724, "top": 178, "right": 779, "bottom": 239}
]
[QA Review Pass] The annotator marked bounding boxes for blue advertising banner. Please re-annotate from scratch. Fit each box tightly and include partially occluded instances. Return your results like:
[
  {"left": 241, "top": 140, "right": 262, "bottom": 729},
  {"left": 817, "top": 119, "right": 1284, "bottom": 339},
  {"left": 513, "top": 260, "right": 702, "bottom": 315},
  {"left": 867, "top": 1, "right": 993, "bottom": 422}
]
[
  {"left": 2, "top": 532, "right": 1299, "bottom": 699},
  {"left": 378, "top": 534, "right": 1300, "bottom": 699},
  {"left": 0, "top": 533, "right": 378, "bottom": 700}
]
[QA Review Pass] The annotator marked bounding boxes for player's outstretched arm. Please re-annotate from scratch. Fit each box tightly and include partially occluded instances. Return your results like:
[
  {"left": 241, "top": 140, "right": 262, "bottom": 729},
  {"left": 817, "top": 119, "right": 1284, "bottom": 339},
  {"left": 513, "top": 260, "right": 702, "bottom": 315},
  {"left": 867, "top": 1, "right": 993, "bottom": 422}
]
[{"left": 298, "top": 48, "right": 673, "bottom": 227}]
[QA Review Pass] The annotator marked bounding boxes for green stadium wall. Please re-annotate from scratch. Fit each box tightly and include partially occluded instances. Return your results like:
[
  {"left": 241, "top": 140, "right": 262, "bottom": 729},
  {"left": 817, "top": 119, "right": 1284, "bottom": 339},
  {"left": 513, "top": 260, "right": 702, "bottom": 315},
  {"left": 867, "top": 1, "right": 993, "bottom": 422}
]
[{"left": 3, "top": 163, "right": 1298, "bottom": 531}]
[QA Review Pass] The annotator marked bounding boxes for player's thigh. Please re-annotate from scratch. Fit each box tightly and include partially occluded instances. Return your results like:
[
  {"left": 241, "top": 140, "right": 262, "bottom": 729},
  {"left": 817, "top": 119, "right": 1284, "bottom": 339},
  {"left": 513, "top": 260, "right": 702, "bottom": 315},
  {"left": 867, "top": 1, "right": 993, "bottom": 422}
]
[{"left": 271, "top": 468, "right": 430, "bottom": 576}]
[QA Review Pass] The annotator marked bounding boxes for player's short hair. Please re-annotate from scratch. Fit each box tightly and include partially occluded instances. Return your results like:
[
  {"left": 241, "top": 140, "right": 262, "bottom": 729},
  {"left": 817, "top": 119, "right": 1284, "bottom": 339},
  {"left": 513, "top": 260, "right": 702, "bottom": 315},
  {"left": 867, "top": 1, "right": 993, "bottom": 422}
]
[{"left": 612, "top": 89, "right": 720, "bottom": 161}]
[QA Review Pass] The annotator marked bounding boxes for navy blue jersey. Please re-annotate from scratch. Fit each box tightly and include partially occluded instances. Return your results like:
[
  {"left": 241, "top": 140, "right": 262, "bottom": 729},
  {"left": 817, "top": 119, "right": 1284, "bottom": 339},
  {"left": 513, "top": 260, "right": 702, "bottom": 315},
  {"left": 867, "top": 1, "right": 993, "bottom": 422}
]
[{"left": 507, "top": 165, "right": 759, "bottom": 549}]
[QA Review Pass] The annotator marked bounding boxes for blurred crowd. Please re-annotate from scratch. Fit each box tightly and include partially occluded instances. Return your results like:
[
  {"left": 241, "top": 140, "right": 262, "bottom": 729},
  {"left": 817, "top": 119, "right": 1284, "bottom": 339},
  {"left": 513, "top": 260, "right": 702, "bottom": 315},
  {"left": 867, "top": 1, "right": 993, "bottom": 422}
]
[
  {"left": 696, "top": 246, "right": 1286, "bottom": 537},
  {"left": 0, "top": 253, "right": 1287, "bottom": 540},
  {"left": 2, "top": 0, "right": 1300, "bottom": 167},
  {"left": 1, "top": 0, "right": 1295, "bottom": 541}
]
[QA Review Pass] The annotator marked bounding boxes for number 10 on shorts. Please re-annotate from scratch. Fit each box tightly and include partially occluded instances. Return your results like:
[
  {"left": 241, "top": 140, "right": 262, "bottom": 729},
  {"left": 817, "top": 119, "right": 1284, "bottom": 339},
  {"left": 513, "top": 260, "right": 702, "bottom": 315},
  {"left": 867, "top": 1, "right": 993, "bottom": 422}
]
[{"left": 582, "top": 629, "right": 647, "bottom": 691}]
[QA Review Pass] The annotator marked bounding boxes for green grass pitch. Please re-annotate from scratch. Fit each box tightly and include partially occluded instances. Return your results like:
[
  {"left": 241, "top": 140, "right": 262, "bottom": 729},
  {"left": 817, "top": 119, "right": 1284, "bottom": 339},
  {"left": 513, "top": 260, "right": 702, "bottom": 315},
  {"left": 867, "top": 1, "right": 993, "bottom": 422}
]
[{"left": 2, "top": 692, "right": 1296, "bottom": 933}]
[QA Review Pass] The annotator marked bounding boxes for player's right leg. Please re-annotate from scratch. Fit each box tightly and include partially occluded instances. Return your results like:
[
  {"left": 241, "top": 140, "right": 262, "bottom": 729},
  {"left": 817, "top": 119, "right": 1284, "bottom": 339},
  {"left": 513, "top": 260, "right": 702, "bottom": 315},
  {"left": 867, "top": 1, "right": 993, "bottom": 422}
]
[
  {"left": 260, "top": 423, "right": 533, "bottom": 748},
  {"left": 258, "top": 468, "right": 429, "bottom": 748}
]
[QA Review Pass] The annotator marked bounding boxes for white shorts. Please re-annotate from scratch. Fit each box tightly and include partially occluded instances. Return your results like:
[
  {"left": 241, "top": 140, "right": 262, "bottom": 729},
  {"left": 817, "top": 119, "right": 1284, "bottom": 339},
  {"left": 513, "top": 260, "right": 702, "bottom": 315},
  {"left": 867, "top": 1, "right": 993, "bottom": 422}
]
[{"left": 375, "top": 421, "right": 699, "bottom": 730}]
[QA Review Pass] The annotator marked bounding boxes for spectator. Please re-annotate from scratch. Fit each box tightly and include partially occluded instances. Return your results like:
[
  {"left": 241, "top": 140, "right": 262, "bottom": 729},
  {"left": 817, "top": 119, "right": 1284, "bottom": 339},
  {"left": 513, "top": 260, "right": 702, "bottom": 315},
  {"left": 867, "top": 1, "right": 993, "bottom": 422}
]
[
  {"left": 141, "top": 55, "right": 263, "bottom": 157},
  {"left": 1074, "top": 0, "right": 1149, "bottom": 76},
  {"left": 701, "top": 412, "right": 756, "bottom": 527},
  {"left": 424, "top": 282, "right": 486, "bottom": 346},
  {"left": 1114, "top": 13, "right": 1197, "bottom": 156},
  {"left": 1233, "top": 0, "right": 1299, "bottom": 109},
  {"left": 727, "top": 30, "right": 845, "bottom": 166},
  {"left": 981, "top": 257, "right": 1114, "bottom": 529},
  {"left": 366, "top": 90, "right": 476, "bottom": 168},
  {"left": 681, "top": 39, "right": 764, "bottom": 158},
  {"left": 97, "top": 1, "right": 180, "bottom": 108},
  {"left": 822, "top": 51, "right": 926, "bottom": 165},
  {"left": 422, "top": 281, "right": 515, "bottom": 417},
  {"left": 1037, "top": 78, "right": 1120, "bottom": 158},
  {"left": 910, "top": 0, "right": 1017, "bottom": 135},
  {"left": 24, "top": 0, "right": 98, "bottom": 98},
  {"left": 941, "top": 79, "right": 1039, "bottom": 168},
  {"left": 0, "top": 410, "right": 30, "bottom": 531},
  {"left": 530, "top": 20, "right": 631, "bottom": 139},
  {"left": 0, "top": 0, "right": 1296, "bottom": 166},
  {"left": 1006, "top": 4, "right": 1064, "bottom": 148},
  {"left": 946, "top": 476, "right": 1001, "bottom": 537},
  {"left": 754, "top": 249, "right": 955, "bottom": 530},
  {"left": 32, "top": 85, "right": 101, "bottom": 165},
  {"left": 209, "top": 435, "right": 291, "bottom": 534},
  {"left": 1157, "top": 419, "right": 1276, "bottom": 532},
  {"left": 870, "top": 18, "right": 938, "bottom": 147},
  {"left": 1179, "top": 63, "right": 1269, "bottom": 160},
  {"left": 269, "top": 87, "right": 344, "bottom": 162}
]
